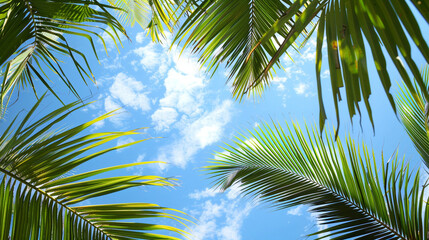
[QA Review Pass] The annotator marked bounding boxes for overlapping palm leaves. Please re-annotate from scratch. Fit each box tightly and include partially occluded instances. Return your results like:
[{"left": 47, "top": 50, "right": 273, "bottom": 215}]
[
  {"left": 0, "top": 0, "right": 127, "bottom": 114},
  {"left": 0, "top": 95, "right": 190, "bottom": 239},
  {"left": 106, "top": 0, "right": 189, "bottom": 42},
  {"left": 174, "top": 0, "right": 429, "bottom": 131},
  {"left": 397, "top": 65, "right": 429, "bottom": 168},
  {"left": 207, "top": 122, "right": 429, "bottom": 239}
]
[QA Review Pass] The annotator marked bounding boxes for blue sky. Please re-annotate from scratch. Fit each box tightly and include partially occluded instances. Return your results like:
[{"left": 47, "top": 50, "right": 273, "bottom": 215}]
[{"left": 5, "top": 10, "right": 429, "bottom": 240}]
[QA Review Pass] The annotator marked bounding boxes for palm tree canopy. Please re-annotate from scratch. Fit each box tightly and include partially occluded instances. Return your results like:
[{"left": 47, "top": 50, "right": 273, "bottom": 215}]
[
  {"left": 0, "top": 0, "right": 128, "bottom": 114},
  {"left": 0, "top": 0, "right": 186, "bottom": 115},
  {"left": 207, "top": 122, "right": 429, "bottom": 239},
  {"left": 174, "top": 0, "right": 429, "bottom": 131},
  {"left": 0, "top": 95, "right": 190, "bottom": 239}
]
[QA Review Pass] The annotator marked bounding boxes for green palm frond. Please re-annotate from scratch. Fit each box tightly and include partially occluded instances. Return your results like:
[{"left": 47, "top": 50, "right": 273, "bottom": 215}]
[
  {"left": 397, "top": 65, "right": 429, "bottom": 168},
  {"left": 207, "top": 122, "right": 429, "bottom": 239},
  {"left": 0, "top": 95, "right": 190, "bottom": 239},
  {"left": 174, "top": 0, "right": 303, "bottom": 98},
  {"left": 175, "top": 0, "right": 429, "bottom": 131},
  {"left": 107, "top": 0, "right": 188, "bottom": 42},
  {"left": 0, "top": 0, "right": 127, "bottom": 115}
]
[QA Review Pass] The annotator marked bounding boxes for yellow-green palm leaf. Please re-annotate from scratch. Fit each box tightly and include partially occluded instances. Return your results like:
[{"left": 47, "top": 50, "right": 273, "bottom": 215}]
[
  {"left": 397, "top": 65, "right": 429, "bottom": 168},
  {"left": 107, "top": 0, "right": 188, "bottom": 42},
  {"left": 0, "top": 95, "right": 190, "bottom": 239}
]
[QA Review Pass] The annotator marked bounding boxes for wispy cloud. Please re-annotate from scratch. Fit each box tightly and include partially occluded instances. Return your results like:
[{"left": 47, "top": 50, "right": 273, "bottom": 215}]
[
  {"left": 188, "top": 184, "right": 256, "bottom": 240},
  {"left": 156, "top": 100, "right": 233, "bottom": 168},
  {"left": 189, "top": 188, "right": 220, "bottom": 200},
  {"left": 116, "top": 137, "right": 135, "bottom": 152},
  {"left": 109, "top": 72, "right": 151, "bottom": 112},
  {"left": 309, "top": 211, "right": 331, "bottom": 240},
  {"left": 104, "top": 95, "right": 127, "bottom": 126},
  {"left": 136, "top": 32, "right": 145, "bottom": 43},
  {"left": 294, "top": 82, "right": 310, "bottom": 96},
  {"left": 127, "top": 38, "right": 235, "bottom": 168},
  {"left": 151, "top": 107, "right": 179, "bottom": 131},
  {"left": 287, "top": 205, "right": 305, "bottom": 216}
]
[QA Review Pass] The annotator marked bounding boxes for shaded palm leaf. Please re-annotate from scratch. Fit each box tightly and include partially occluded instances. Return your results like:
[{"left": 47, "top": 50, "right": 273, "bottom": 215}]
[
  {"left": 207, "top": 122, "right": 429, "bottom": 239},
  {"left": 0, "top": 0, "right": 127, "bottom": 114},
  {"left": 175, "top": 0, "right": 429, "bottom": 131},
  {"left": 0, "top": 95, "right": 190, "bottom": 239},
  {"left": 397, "top": 65, "right": 429, "bottom": 168}
]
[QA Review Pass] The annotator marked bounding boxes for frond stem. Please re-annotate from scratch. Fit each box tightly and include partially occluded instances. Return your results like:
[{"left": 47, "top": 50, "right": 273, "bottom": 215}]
[
  {"left": 0, "top": 167, "right": 112, "bottom": 239},
  {"left": 231, "top": 164, "right": 407, "bottom": 239}
]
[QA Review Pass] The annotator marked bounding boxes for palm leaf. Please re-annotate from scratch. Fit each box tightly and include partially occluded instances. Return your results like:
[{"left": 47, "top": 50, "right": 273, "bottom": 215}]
[
  {"left": 396, "top": 65, "right": 429, "bottom": 168},
  {"left": 175, "top": 0, "right": 429, "bottom": 131},
  {"left": 0, "top": 0, "right": 127, "bottom": 115},
  {"left": 207, "top": 121, "right": 429, "bottom": 239},
  {"left": 174, "top": 0, "right": 305, "bottom": 99},
  {"left": 107, "top": 0, "right": 189, "bottom": 42},
  {"left": 0, "top": 95, "right": 190, "bottom": 239}
]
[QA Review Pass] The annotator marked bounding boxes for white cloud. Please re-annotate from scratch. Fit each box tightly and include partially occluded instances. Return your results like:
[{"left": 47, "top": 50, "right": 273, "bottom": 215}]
[
  {"left": 301, "top": 46, "right": 316, "bottom": 61},
  {"left": 158, "top": 68, "right": 206, "bottom": 116},
  {"left": 191, "top": 201, "right": 224, "bottom": 240},
  {"left": 136, "top": 154, "right": 145, "bottom": 162},
  {"left": 151, "top": 107, "right": 179, "bottom": 131},
  {"left": 133, "top": 43, "right": 164, "bottom": 71},
  {"left": 218, "top": 201, "right": 253, "bottom": 240},
  {"left": 321, "top": 69, "right": 330, "bottom": 79},
  {"left": 101, "top": 72, "right": 151, "bottom": 127},
  {"left": 189, "top": 188, "right": 220, "bottom": 200},
  {"left": 92, "top": 119, "right": 105, "bottom": 130},
  {"left": 109, "top": 72, "right": 151, "bottom": 112},
  {"left": 133, "top": 41, "right": 170, "bottom": 76},
  {"left": 272, "top": 77, "right": 287, "bottom": 83},
  {"left": 131, "top": 154, "right": 147, "bottom": 175},
  {"left": 116, "top": 137, "right": 135, "bottom": 152},
  {"left": 287, "top": 205, "right": 305, "bottom": 216},
  {"left": 156, "top": 100, "right": 233, "bottom": 168},
  {"left": 138, "top": 39, "right": 233, "bottom": 167},
  {"left": 100, "top": 54, "right": 123, "bottom": 70},
  {"left": 182, "top": 100, "right": 232, "bottom": 148},
  {"left": 294, "top": 83, "right": 309, "bottom": 95},
  {"left": 104, "top": 96, "right": 127, "bottom": 126},
  {"left": 189, "top": 198, "right": 255, "bottom": 240},
  {"left": 187, "top": 182, "right": 252, "bottom": 240},
  {"left": 136, "top": 32, "right": 145, "bottom": 43},
  {"left": 226, "top": 183, "right": 244, "bottom": 200},
  {"left": 310, "top": 212, "right": 331, "bottom": 240}
]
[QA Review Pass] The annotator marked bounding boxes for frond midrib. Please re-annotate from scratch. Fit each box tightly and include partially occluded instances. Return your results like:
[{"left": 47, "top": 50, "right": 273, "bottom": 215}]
[
  {"left": 0, "top": 166, "right": 114, "bottom": 239},
  {"left": 226, "top": 162, "right": 406, "bottom": 240}
]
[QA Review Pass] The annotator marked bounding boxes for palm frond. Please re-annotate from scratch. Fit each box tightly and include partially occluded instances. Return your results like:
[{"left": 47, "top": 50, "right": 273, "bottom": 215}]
[
  {"left": 107, "top": 0, "right": 189, "bottom": 42},
  {"left": 174, "top": 0, "right": 305, "bottom": 99},
  {"left": 396, "top": 65, "right": 429, "bottom": 168},
  {"left": 175, "top": 0, "right": 429, "bottom": 131},
  {"left": 0, "top": 0, "right": 127, "bottom": 115},
  {"left": 207, "top": 121, "right": 429, "bottom": 239},
  {"left": 0, "top": 95, "right": 190, "bottom": 239}
]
